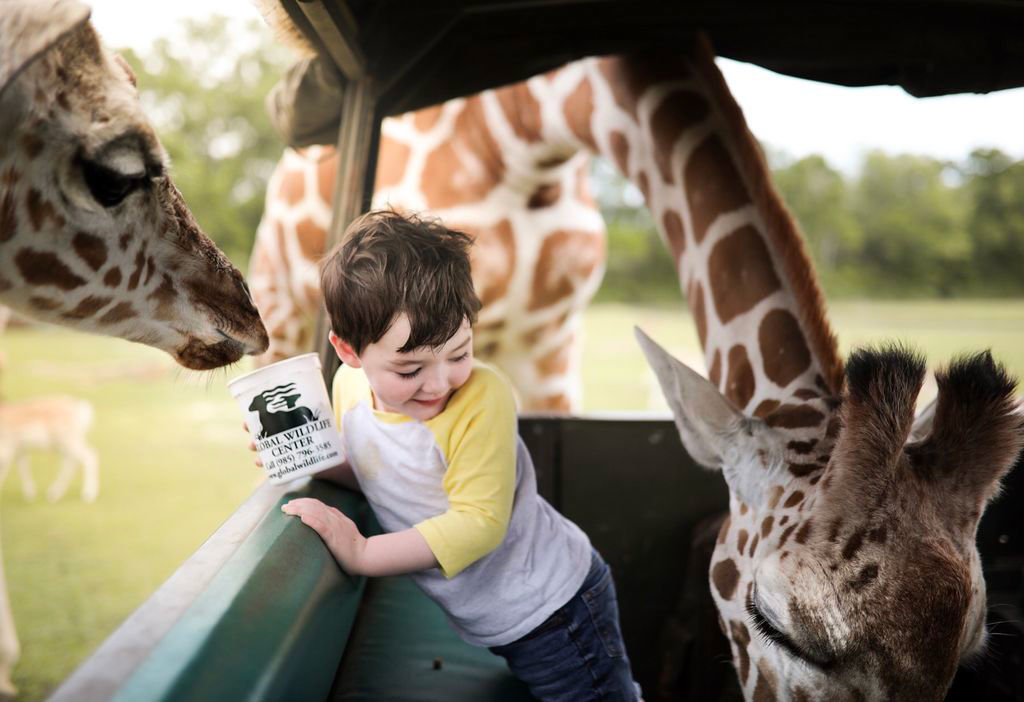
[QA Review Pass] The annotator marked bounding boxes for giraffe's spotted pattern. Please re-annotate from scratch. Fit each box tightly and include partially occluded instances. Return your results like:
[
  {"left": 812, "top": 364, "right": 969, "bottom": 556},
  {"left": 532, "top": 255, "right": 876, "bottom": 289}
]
[
  {"left": 608, "top": 131, "right": 629, "bottom": 175},
  {"left": 496, "top": 82, "right": 543, "bottom": 143},
  {"left": 413, "top": 105, "right": 444, "bottom": 131},
  {"left": 651, "top": 90, "right": 708, "bottom": 183},
  {"left": 126, "top": 247, "right": 146, "bottom": 291},
  {"left": 685, "top": 136, "right": 750, "bottom": 244},
  {"left": 295, "top": 217, "right": 324, "bottom": 261},
  {"left": 690, "top": 280, "right": 708, "bottom": 347},
  {"left": 61, "top": 295, "right": 111, "bottom": 320},
  {"left": 20, "top": 133, "right": 44, "bottom": 159},
  {"left": 25, "top": 189, "right": 63, "bottom": 231},
  {"left": 527, "top": 183, "right": 561, "bottom": 209},
  {"left": 725, "top": 343, "right": 755, "bottom": 409},
  {"left": 564, "top": 77, "right": 594, "bottom": 146},
  {"left": 661, "top": 209, "right": 685, "bottom": 260},
  {"left": 376, "top": 135, "right": 411, "bottom": 190},
  {"left": 0, "top": 191, "right": 16, "bottom": 241},
  {"left": 278, "top": 169, "right": 304, "bottom": 206},
  {"left": 528, "top": 228, "right": 604, "bottom": 310},
  {"left": 421, "top": 101, "right": 503, "bottom": 210},
  {"left": 469, "top": 219, "right": 515, "bottom": 308},
  {"left": 708, "top": 226, "right": 782, "bottom": 324},
  {"left": 708, "top": 348, "right": 722, "bottom": 386},
  {"left": 15, "top": 248, "right": 85, "bottom": 290},
  {"left": 712, "top": 558, "right": 740, "bottom": 600},
  {"left": 759, "top": 309, "right": 813, "bottom": 386},
  {"left": 28, "top": 296, "right": 61, "bottom": 311}
]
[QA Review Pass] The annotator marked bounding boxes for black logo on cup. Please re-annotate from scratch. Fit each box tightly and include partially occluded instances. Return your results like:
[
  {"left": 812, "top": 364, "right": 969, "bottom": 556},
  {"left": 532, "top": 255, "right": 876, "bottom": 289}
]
[{"left": 248, "top": 383, "right": 318, "bottom": 438}]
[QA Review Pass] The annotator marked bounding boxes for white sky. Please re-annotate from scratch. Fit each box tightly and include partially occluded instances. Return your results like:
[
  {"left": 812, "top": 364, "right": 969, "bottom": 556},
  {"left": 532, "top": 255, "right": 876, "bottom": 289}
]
[{"left": 87, "top": 1, "right": 1024, "bottom": 174}]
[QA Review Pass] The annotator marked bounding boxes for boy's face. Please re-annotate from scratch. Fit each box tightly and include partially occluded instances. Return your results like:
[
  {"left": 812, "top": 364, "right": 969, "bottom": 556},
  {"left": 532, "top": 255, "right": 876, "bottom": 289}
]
[{"left": 330, "top": 313, "right": 474, "bottom": 421}]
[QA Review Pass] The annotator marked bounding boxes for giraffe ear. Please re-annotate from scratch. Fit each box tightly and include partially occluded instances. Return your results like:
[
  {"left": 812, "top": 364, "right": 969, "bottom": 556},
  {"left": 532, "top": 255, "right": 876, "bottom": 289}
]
[
  {"left": 0, "top": 0, "right": 91, "bottom": 101},
  {"left": 635, "top": 327, "right": 783, "bottom": 503},
  {"left": 908, "top": 352, "right": 1023, "bottom": 504}
]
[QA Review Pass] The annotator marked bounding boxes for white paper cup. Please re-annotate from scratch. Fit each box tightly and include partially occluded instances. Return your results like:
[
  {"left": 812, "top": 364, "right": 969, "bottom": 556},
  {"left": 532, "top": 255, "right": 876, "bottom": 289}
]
[{"left": 228, "top": 353, "right": 345, "bottom": 484}]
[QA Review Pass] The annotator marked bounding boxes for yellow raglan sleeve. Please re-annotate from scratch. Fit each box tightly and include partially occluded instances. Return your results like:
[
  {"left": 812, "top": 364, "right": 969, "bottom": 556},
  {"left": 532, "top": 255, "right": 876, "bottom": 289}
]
[{"left": 414, "top": 366, "right": 517, "bottom": 578}]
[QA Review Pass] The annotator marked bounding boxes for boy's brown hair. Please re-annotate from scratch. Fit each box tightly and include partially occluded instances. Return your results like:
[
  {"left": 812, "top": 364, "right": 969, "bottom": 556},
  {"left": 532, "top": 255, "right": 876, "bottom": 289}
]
[{"left": 320, "top": 210, "right": 482, "bottom": 354}]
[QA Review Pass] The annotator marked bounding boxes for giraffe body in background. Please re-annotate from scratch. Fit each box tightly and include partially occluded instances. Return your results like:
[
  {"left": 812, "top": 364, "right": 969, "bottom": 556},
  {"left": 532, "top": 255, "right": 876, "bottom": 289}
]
[
  {"left": 249, "top": 47, "right": 832, "bottom": 412},
  {"left": 0, "top": 1, "right": 269, "bottom": 695},
  {"left": 250, "top": 92, "right": 606, "bottom": 411}
]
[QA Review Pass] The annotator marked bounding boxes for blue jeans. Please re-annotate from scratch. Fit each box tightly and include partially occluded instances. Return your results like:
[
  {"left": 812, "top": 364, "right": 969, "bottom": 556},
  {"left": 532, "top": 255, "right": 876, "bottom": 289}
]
[{"left": 489, "top": 550, "right": 642, "bottom": 701}]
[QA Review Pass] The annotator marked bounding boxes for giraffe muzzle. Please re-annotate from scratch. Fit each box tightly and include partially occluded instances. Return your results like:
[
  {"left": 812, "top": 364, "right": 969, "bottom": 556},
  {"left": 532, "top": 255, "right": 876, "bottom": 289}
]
[{"left": 218, "top": 327, "right": 269, "bottom": 357}]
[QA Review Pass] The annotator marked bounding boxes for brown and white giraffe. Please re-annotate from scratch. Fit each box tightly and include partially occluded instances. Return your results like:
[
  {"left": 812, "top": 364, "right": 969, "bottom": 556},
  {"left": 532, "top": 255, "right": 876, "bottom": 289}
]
[
  {"left": 249, "top": 99, "right": 606, "bottom": 411},
  {"left": 247, "top": 40, "right": 835, "bottom": 412},
  {"left": 627, "top": 39, "right": 1023, "bottom": 701},
  {"left": 0, "top": 1, "right": 269, "bottom": 695},
  {"left": 0, "top": 0, "right": 268, "bottom": 370}
]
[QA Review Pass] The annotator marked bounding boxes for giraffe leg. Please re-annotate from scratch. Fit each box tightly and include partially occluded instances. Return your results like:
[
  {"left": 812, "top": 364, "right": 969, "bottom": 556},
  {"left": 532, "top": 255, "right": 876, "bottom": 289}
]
[{"left": 511, "top": 316, "right": 584, "bottom": 413}]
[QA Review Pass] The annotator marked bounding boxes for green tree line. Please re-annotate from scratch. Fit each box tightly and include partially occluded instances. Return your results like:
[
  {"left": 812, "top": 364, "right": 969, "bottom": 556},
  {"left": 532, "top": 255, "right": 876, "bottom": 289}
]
[
  {"left": 119, "top": 16, "right": 293, "bottom": 264},
  {"left": 125, "top": 16, "right": 1024, "bottom": 300},
  {"left": 598, "top": 149, "right": 1024, "bottom": 301}
]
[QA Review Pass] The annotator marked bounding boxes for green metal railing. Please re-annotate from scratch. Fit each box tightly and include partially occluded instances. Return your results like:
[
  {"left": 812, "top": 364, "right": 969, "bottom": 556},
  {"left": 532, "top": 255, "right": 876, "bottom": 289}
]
[
  {"left": 50, "top": 480, "right": 377, "bottom": 702},
  {"left": 51, "top": 416, "right": 738, "bottom": 701}
]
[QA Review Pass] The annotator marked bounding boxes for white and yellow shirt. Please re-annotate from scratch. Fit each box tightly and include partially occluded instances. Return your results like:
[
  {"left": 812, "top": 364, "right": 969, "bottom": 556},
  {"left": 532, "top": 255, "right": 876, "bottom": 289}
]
[{"left": 332, "top": 360, "right": 591, "bottom": 646}]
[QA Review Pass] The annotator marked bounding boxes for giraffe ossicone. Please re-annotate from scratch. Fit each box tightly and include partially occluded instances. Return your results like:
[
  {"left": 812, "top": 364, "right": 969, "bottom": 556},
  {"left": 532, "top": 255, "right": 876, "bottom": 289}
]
[
  {"left": 0, "top": 0, "right": 268, "bottom": 370},
  {"left": 639, "top": 329, "right": 1022, "bottom": 701}
]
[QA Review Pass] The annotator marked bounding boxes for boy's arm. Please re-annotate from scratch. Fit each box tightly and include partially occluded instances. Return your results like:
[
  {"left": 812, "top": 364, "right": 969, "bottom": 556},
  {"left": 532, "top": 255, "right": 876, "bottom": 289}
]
[
  {"left": 282, "top": 498, "right": 437, "bottom": 576},
  {"left": 360, "top": 528, "right": 438, "bottom": 575},
  {"left": 414, "top": 370, "right": 517, "bottom": 579}
]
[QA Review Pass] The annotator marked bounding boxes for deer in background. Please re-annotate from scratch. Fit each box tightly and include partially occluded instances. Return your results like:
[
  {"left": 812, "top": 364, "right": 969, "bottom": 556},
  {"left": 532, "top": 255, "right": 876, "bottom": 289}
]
[{"left": 0, "top": 396, "right": 99, "bottom": 504}]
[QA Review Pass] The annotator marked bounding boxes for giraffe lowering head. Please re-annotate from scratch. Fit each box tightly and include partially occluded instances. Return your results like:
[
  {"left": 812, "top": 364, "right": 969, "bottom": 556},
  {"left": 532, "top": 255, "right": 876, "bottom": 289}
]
[
  {"left": 639, "top": 329, "right": 1023, "bottom": 701},
  {"left": 0, "top": 0, "right": 268, "bottom": 369}
]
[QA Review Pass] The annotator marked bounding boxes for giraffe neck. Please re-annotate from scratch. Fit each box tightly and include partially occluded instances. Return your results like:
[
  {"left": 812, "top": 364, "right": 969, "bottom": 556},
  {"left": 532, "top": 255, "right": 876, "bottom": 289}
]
[
  {"left": 251, "top": 42, "right": 841, "bottom": 414},
  {"left": 570, "top": 42, "right": 843, "bottom": 413}
]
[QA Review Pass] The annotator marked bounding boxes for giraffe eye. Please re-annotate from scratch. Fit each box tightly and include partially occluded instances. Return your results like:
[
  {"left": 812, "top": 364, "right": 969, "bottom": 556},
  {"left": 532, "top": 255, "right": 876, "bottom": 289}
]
[
  {"left": 81, "top": 159, "right": 145, "bottom": 207},
  {"left": 747, "top": 594, "right": 836, "bottom": 668}
]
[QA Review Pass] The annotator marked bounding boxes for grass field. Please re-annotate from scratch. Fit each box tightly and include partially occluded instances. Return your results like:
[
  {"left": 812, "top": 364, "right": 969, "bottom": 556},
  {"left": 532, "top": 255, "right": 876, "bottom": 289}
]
[{"left": 3, "top": 299, "right": 1024, "bottom": 699}]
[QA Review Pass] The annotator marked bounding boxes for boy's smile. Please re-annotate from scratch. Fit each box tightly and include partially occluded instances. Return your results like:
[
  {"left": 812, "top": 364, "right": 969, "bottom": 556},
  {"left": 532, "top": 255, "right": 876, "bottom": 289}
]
[{"left": 330, "top": 314, "right": 474, "bottom": 421}]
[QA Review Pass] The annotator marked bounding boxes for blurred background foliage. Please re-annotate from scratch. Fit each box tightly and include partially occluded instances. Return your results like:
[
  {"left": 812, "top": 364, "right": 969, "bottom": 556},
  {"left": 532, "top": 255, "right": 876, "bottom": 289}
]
[
  {"left": 123, "top": 16, "right": 1024, "bottom": 301},
  {"left": 119, "top": 16, "right": 294, "bottom": 264}
]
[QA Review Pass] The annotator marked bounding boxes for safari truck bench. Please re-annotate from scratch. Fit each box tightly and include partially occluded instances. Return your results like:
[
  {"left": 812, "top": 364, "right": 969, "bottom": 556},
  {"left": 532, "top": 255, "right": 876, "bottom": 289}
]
[{"left": 49, "top": 417, "right": 1024, "bottom": 701}]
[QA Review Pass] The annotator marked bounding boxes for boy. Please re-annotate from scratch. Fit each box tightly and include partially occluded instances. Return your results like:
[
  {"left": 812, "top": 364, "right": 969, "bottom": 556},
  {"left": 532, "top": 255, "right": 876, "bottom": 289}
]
[{"left": 279, "top": 210, "right": 640, "bottom": 701}]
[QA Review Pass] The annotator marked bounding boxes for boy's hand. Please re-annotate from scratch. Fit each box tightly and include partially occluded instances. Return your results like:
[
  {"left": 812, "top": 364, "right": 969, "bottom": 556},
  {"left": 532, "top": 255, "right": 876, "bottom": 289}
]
[
  {"left": 282, "top": 498, "right": 367, "bottom": 574},
  {"left": 242, "top": 421, "right": 262, "bottom": 467}
]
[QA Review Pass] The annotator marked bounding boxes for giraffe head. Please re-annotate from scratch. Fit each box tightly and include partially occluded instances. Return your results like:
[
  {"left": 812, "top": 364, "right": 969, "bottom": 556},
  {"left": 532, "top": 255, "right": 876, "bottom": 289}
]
[
  {"left": 638, "top": 329, "right": 1023, "bottom": 701},
  {"left": 0, "top": 0, "right": 268, "bottom": 369}
]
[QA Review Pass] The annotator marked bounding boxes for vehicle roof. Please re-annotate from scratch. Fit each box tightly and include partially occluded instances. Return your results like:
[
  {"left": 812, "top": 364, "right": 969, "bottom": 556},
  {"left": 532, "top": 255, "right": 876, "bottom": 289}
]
[{"left": 277, "top": 0, "right": 1024, "bottom": 115}]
